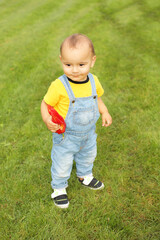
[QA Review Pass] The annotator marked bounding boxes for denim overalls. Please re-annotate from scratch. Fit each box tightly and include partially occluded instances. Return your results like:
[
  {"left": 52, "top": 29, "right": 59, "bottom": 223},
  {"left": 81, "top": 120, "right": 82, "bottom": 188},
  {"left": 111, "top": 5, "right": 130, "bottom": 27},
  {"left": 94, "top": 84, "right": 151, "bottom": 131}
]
[{"left": 51, "top": 73, "right": 100, "bottom": 189}]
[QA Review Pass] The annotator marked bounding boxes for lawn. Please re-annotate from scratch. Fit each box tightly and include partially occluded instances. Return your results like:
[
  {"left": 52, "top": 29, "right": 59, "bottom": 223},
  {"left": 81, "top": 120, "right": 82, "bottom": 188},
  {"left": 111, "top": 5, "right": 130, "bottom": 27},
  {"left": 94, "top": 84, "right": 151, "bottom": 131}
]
[{"left": 0, "top": 0, "right": 160, "bottom": 239}]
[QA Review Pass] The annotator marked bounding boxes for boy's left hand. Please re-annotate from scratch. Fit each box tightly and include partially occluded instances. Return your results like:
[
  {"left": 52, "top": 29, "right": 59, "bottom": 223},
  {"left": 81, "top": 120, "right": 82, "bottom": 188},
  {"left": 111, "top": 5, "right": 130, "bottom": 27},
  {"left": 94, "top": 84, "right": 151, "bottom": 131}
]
[{"left": 102, "top": 111, "right": 112, "bottom": 127}]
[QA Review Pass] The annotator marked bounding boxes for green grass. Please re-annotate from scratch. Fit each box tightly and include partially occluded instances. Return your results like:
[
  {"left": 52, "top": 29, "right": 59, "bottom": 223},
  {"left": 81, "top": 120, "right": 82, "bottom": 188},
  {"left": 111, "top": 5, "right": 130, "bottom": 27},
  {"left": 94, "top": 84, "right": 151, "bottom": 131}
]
[{"left": 0, "top": 0, "right": 160, "bottom": 239}]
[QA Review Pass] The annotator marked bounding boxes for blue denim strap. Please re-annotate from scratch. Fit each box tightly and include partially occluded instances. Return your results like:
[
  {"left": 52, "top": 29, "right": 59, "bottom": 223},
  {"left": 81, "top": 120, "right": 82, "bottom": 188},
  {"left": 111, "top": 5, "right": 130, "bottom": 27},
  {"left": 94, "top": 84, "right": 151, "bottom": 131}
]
[
  {"left": 59, "top": 74, "right": 76, "bottom": 102},
  {"left": 88, "top": 73, "right": 97, "bottom": 97}
]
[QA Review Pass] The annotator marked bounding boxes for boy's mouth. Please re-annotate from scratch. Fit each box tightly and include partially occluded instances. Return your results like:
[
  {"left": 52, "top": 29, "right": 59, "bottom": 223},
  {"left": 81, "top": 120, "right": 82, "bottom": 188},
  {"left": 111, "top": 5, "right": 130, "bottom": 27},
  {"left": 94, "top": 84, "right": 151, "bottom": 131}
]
[{"left": 72, "top": 75, "right": 80, "bottom": 78}]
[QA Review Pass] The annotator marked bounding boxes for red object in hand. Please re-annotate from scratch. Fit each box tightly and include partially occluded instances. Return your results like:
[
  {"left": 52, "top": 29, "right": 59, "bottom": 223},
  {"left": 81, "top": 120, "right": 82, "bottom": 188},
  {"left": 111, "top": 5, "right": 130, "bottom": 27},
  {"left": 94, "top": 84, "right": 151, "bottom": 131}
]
[{"left": 47, "top": 105, "right": 66, "bottom": 134}]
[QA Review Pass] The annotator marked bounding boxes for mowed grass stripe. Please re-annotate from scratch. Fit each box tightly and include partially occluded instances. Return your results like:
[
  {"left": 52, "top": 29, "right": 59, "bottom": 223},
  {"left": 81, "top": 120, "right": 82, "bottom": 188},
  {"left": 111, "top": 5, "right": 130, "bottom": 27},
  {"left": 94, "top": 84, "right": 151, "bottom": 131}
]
[
  {"left": 0, "top": 0, "right": 30, "bottom": 20},
  {"left": 0, "top": 0, "right": 73, "bottom": 45},
  {"left": 0, "top": 0, "right": 62, "bottom": 36},
  {"left": 99, "top": 1, "right": 160, "bottom": 60}
]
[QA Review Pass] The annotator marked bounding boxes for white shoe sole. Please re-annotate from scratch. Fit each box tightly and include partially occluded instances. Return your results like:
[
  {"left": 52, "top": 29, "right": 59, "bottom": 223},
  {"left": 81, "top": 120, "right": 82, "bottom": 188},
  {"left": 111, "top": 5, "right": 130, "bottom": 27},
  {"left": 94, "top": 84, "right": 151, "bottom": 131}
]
[
  {"left": 83, "top": 183, "right": 105, "bottom": 190},
  {"left": 54, "top": 202, "right": 69, "bottom": 209}
]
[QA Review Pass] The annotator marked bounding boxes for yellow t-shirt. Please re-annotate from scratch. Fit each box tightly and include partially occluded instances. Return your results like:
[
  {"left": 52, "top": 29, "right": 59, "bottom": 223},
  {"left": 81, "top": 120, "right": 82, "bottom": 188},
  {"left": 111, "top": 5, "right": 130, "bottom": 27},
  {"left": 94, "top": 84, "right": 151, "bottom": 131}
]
[{"left": 44, "top": 74, "right": 104, "bottom": 119}]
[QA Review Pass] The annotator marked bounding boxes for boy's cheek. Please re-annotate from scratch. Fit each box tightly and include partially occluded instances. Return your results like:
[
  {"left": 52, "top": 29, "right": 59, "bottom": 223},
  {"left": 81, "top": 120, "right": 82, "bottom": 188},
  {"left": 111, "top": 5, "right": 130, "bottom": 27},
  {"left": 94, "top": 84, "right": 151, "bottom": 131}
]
[{"left": 63, "top": 67, "right": 69, "bottom": 73}]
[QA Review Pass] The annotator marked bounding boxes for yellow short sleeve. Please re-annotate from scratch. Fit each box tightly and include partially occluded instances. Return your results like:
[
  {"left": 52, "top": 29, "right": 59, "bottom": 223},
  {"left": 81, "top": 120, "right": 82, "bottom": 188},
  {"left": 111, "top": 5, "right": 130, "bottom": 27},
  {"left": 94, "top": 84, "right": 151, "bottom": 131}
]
[
  {"left": 92, "top": 74, "right": 104, "bottom": 97},
  {"left": 43, "top": 79, "right": 70, "bottom": 119},
  {"left": 44, "top": 79, "right": 63, "bottom": 106}
]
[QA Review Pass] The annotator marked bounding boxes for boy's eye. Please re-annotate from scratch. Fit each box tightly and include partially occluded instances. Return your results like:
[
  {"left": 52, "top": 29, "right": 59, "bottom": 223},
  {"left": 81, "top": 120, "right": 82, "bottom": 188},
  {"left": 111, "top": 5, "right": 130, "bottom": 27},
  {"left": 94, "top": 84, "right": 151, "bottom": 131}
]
[
  {"left": 80, "top": 64, "right": 84, "bottom": 66},
  {"left": 66, "top": 64, "right": 71, "bottom": 66}
]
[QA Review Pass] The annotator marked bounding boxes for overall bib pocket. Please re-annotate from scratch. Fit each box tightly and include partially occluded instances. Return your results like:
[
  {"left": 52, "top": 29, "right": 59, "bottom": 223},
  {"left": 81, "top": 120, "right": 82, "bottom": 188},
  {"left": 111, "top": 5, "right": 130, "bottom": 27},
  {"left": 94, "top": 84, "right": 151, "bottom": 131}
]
[{"left": 73, "top": 106, "right": 96, "bottom": 126}]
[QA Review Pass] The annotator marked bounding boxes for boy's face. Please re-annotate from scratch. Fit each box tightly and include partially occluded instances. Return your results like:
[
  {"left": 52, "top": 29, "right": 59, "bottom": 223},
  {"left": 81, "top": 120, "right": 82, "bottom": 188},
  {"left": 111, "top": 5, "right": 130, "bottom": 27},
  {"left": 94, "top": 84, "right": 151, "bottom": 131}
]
[{"left": 60, "top": 42, "right": 96, "bottom": 82}]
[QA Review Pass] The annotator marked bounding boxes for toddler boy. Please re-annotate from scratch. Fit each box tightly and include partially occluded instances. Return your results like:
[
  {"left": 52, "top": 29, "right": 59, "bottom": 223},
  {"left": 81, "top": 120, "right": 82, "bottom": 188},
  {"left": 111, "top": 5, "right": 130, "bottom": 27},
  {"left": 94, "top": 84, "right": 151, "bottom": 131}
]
[{"left": 41, "top": 34, "right": 112, "bottom": 208}]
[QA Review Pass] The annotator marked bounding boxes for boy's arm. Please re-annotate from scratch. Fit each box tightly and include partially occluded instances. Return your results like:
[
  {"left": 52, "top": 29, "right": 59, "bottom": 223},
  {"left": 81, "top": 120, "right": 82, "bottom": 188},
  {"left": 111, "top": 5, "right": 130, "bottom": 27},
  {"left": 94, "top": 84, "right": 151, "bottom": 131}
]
[
  {"left": 97, "top": 97, "right": 112, "bottom": 127},
  {"left": 41, "top": 100, "right": 60, "bottom": 132}
]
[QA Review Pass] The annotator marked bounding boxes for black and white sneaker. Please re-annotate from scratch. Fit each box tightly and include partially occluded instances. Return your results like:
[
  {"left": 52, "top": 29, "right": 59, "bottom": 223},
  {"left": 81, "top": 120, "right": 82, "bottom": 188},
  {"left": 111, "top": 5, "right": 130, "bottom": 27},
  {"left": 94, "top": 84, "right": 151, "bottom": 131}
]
[
  {"left": 78, "top": 176, "right": 104, "bottom": 190},
  {"left": 51, "top": 189, "right": 69, "bottom": 209}
]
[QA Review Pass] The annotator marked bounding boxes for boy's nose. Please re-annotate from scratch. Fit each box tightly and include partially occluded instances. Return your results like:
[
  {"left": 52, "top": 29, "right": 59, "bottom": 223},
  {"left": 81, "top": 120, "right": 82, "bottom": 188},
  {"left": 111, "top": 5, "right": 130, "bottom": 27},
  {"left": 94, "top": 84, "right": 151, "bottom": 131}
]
[{"left": 72, "top": 65, "right": 78, "bottom": 73}]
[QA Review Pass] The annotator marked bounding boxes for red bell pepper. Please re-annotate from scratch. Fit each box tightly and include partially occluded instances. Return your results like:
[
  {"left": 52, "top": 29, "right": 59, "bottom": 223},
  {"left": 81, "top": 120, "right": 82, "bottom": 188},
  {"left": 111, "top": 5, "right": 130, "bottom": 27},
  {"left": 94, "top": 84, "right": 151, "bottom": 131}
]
[{"left": 47, "top": 105, "right": 66, "bottom": 134}]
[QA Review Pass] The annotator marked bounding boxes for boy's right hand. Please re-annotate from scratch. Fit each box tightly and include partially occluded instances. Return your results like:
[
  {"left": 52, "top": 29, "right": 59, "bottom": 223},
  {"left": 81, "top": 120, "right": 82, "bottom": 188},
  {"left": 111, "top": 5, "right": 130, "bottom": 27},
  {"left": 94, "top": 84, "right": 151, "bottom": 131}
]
[{"left": 44, "top": 115, "right": 61, "bottom": 133}]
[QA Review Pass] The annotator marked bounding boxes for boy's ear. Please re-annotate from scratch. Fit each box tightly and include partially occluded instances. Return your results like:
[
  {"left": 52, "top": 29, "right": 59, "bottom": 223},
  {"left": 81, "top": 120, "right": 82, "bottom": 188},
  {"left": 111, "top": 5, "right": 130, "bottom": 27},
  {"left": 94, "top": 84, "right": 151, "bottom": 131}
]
[
  {"left": 91, "top": 55, "right": 96, "bottom": 67},
  {"left": 59, "top": 55, "right": 62, "bottom": 62}
]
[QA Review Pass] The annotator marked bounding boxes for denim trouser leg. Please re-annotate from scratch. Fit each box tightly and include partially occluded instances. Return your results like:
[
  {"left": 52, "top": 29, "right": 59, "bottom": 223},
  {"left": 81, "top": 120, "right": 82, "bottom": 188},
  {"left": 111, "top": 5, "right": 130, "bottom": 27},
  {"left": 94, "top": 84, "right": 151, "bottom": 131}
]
[
  {"left": 51, "top": 150, "right": 74, "bottom": 189},
  {"left": 51, "top": 131, "right": 97, "bottom": 189},
  {"left": 75, "top": 131, "right": 97, "bottom": 178},
  {"left": 51, "top": 134, "right": 75, "bottom": 189}
]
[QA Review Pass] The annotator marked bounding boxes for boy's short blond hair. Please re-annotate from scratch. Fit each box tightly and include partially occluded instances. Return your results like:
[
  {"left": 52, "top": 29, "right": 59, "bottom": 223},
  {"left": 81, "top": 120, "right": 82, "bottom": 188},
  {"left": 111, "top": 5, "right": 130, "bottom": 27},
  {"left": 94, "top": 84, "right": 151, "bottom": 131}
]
[{"left": 60, "top": 34, "right": 95, "bottom": 56}]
